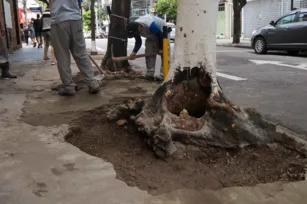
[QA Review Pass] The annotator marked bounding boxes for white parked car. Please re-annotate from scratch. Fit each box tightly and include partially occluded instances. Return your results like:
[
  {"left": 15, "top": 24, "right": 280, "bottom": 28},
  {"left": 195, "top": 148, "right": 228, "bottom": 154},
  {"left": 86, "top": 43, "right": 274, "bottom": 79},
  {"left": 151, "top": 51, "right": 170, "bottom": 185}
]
[
  {"left": 167, "top": 23, "right": 176, "bottom": 42},
  {"left": 83, "top": 32, "right": 91, "bottom": 39}
]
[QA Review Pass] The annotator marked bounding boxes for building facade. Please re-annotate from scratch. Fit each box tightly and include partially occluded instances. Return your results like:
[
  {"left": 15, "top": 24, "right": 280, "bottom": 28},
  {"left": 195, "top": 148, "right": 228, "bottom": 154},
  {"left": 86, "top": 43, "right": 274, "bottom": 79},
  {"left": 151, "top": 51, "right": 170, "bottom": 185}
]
[
  {"left": 0, "top": 0, "right": 21, "bottom": 51},
  {"left": 217, "top": 0, "right": 233, "bottom": 39},
  {"left": 130, "top": 0, "right": 157, "bottom": 20},
  {"left": 242, "top": 0, "right": 307, "bottom": 38},
  {"left": 18, "top": 1, "right": 42, "bottom": 27}
]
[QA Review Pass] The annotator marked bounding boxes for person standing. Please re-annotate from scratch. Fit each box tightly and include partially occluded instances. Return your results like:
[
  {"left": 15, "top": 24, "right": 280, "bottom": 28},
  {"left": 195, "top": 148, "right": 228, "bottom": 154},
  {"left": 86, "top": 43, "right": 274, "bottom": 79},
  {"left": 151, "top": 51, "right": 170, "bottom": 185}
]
[
  {"left": 41, "top": 8, "right": 56, "bottom": 65},
  {"left": 49, "top": 0, "right": 100, "bottom": 96},
  {"left": 126, "top": 15, "right": 169, "bottom": 81},
  {"left": 33, "top": 14, "right": 43, "bottom": 48},
  {"left": 28, "top": 19, "right": 37, "bottom": 47},
  {"left": 23, "top": 26, "right": 30, "bottom": 46},
  {"left": 0, "top": 29, "right": 17, "bottom": 79}
]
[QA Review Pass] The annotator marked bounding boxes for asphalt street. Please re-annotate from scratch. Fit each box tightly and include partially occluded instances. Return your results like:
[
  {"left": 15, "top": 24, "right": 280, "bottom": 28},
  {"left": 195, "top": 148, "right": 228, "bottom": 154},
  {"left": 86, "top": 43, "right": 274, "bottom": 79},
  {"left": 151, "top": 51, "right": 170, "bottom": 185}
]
[{"left": 86, "top": 39, "right": 307, "bottom": 134}]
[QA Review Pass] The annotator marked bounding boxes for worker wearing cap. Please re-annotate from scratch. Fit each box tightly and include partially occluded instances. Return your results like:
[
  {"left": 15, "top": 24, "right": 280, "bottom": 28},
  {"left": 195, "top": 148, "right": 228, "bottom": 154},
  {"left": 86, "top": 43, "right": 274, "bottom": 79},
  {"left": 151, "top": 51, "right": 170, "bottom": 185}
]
[{"left": 127, "top": 15, "right": 169, "bottom": 81}]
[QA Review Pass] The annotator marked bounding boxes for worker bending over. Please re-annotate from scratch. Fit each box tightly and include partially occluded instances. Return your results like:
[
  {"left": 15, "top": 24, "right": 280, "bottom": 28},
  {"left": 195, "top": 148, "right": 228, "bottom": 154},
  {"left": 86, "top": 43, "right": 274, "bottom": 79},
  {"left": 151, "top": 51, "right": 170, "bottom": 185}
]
[{"left": 126, "top": 15, "right": 169, "bottom": 81}]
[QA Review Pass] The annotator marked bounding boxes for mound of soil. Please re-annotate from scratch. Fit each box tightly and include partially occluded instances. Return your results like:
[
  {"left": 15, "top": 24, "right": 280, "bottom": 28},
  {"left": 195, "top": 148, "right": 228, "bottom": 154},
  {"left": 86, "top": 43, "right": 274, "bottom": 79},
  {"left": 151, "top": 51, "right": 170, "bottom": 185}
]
[{"left": 66, "top": 106, "right": 307, "bottom": 195}]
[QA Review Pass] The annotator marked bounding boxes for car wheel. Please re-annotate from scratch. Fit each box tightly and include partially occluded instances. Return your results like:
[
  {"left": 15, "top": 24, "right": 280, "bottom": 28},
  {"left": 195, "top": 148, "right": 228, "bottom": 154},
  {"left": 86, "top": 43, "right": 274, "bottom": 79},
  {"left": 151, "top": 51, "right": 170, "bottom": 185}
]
[
  {"left": 287, "top": 50, "right": 300, "bottom": 56},
  {"left": 254, "top": 37, "right": 267, "bottom": 54}
]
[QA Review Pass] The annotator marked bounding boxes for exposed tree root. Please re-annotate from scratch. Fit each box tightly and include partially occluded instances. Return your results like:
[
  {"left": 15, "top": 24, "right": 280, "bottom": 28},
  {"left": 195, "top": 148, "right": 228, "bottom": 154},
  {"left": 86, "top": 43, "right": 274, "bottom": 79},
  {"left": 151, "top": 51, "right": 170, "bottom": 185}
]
[
  {"left": 107, "top": 67, "right": 307, "bottom": 158},
  {"left": 102, "top": 70, "right": 143, "bottom": 80}
]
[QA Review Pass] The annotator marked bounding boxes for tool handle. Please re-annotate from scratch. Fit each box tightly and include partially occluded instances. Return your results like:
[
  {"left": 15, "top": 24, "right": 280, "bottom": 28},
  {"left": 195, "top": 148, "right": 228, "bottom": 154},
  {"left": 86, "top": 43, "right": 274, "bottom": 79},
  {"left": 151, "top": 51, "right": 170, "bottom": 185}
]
[
  {"left": 89, "top": 55, "right": 105, "bottom": 75},
  {"left": 113, "top": 53, "right": 157, "bottom": 61}
]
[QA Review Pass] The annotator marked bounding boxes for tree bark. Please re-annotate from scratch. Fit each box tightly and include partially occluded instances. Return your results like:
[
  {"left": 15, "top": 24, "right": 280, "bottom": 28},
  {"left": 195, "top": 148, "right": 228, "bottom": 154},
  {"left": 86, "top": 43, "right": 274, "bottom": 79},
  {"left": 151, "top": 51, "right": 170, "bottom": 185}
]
[
  {"left": 106, "top": 0, "right": 307, "bottom": 158},
  {"left": 100, "top": 0, "right": 131, "bottom": 72},
  {"left": 90, "top": 0, "right": 98, "bottom": 55},
  {"left": 232, "top": 0, "right": 246, "bottom": 44},
  {"left": 233, "top": 11, "right": 241, "bottom": 44}
]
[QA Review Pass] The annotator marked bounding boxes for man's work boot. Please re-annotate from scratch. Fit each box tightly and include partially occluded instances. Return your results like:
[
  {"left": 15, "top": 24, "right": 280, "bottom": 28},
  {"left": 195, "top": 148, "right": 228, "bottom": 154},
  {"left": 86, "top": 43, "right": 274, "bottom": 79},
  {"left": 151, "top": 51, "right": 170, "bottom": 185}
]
[
  {"left": 154, "top": 75, "right": 163, "bottom": 82},
  {"left": 88, "top": 83, "right": 100, "bottom": 94},
  {"left": 58, "top": 86, "right": 76, "bottom": 96},
  {"left": 1, "top": 62, "right": 17, "bottom": 79}
]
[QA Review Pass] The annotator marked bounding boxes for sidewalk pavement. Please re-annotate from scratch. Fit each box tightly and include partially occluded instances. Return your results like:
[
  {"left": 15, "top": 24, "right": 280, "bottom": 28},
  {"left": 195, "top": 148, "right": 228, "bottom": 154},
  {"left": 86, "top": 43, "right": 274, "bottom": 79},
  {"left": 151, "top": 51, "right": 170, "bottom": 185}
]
[
  {"left": 216, "top": 38, "right": 252, "bottom": 49},
  {"left": 10, "top": 44, "right": 45, "bottom": 63},
  {"left": 0, "top": 46, "right": 307, "bottom": 204}
]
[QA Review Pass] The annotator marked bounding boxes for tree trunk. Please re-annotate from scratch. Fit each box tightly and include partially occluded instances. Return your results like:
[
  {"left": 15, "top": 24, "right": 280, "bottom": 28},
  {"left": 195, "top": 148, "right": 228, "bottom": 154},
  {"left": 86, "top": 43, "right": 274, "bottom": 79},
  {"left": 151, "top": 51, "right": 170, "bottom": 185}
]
[
  {"left": 232, "top": 0, "right": 246, "bottom": 44},
  {"left": 233, "top": 9, "right": 241, "bottom": 44},
  {"left": 107, "top": 0, "right": 307, "bottom": 158},
  {"left": 91, "top": 0, "right": 98, "bottom": 55},
  {"left": 100, "top": 0, "right": 131, "bottom": 72}
]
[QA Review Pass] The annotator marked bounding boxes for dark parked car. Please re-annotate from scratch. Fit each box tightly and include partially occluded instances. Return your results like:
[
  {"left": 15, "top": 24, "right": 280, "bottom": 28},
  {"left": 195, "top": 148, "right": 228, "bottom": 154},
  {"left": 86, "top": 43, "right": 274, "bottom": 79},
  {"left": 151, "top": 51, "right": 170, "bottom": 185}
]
[{"left": 251, "top": 9, "right": 307, "bottom": 55}]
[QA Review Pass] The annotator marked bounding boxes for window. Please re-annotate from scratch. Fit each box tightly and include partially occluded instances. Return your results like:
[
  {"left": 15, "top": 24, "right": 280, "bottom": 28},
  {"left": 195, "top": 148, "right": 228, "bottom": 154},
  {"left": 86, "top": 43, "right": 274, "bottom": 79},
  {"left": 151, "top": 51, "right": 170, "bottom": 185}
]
[
  {"left": 218, "top": 4, "right": 225, "bottom": 11},
  {"left": 300, "top": 0, "right": 307, "bottom": 8},
  {"left": 275, "top": 14, "right": 296, "bottom": 25},
  {"left": 298, "top": 12, "right": 307, "bottom": 22}
]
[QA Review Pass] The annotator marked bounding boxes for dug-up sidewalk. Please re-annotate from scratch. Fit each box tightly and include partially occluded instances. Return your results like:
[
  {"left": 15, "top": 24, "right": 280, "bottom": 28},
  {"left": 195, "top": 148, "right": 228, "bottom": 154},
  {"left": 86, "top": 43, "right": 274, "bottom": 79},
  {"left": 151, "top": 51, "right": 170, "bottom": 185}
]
[{"left": 0, "top": 46, "right": 307, "bottom": 204}]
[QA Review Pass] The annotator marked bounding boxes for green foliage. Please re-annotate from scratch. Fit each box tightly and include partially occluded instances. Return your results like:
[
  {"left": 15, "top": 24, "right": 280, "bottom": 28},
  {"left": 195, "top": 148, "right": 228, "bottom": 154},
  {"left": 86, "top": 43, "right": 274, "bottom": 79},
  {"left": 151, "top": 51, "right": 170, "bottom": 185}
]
[
  {"left": 36, "top": 0, "right": 49, "bottom": 7},
  {"left": 83, "top": 9, "right": 91, "bottom": 31},
  {"left": 155, "top": 0, "right": 177, "bottom": 18}
]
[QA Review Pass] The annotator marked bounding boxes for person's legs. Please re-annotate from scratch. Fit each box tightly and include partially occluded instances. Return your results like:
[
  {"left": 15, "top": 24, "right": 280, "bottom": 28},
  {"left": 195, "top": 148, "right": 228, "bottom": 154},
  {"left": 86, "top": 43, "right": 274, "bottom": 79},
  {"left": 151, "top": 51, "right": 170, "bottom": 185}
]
[
  {"left": 0, "top": 35, "right": 9, "bottom": 62},
  {"left": 36, "top": 33, "right": 40, "bottom": 44},
  {"left": 51, "top": 22, "right": 76, "bottom": 96},
  {"left": 0, "top": 35, "right": 16, "bottom": 79},
  {"left": 145, "top": 37, "right": 157, "bottom": 78},
  {"left": 69, "top": 20, "right": 99, "bottom": 93},
  {"left": 32, "top": 31, "right": 37, "bottom": 47},
  {"left": 25, "top": 35, "right": 29, "bottom": 45},
  {"left": 46, "top": 31, "right": 56, "bottom": 64},
  {"left": 43, "top": 32, "right": 50, "bottom": 60},
  {"left": 43, "top": 45, "right": 49, "bottom": 59},
  {"left": 36, "top": 32, "right": 42, "bottom": 48},
  {"left": 50, "top": 46, "right": 56, "bottom": 65},
  {"left": 39, "top": 33, "right": 43, "bottom": 48}
]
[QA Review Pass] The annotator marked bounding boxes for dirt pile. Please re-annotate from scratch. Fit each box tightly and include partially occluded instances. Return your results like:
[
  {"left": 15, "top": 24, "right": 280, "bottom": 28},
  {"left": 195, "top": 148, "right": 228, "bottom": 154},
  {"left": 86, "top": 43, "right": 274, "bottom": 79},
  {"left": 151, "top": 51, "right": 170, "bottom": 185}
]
[{"left": 66, "top": 106, "right": 307, "bottom": 195}]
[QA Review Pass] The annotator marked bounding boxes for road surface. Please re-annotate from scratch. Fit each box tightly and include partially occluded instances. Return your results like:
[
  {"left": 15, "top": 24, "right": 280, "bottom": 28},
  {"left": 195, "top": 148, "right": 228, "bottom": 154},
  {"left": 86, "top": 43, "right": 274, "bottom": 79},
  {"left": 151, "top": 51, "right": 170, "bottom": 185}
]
[{"left": 86, "top": 39, "right": 307, "bottom": 134}]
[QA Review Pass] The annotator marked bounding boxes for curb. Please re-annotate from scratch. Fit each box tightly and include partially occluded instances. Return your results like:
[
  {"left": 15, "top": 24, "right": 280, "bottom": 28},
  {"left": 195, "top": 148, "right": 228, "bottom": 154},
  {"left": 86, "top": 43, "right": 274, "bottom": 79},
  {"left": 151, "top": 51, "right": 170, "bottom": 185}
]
[{"left": 217, "top": 43, "right": 252, "bottom": 49}]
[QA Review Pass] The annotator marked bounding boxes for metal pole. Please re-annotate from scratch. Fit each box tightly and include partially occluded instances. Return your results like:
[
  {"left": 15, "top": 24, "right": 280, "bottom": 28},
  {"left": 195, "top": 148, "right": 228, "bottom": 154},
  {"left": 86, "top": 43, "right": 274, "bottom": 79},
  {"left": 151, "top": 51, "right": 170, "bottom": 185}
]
[
  {"left": 291, "top": 0, "right": 294, "bottom": 10},
  {"left": 162, "top": 26, "right": 169, "bottom": 80}
]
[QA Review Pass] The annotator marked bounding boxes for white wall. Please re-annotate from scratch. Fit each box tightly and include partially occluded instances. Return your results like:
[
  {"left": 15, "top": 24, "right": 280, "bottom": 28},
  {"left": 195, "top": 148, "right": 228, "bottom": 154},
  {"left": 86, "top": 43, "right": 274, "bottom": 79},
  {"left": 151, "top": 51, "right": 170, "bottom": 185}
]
[{"left": 242, "top": 0, "right": 292, "bottom": 38}]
